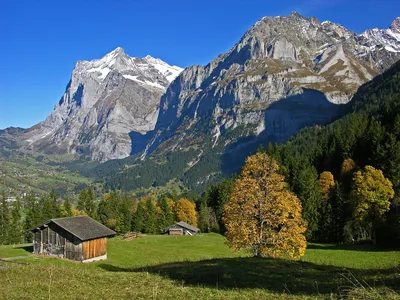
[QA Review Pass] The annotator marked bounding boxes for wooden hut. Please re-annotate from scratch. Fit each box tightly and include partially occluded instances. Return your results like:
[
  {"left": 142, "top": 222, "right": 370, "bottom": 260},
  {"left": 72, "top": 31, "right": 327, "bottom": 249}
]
[
  {"left": 31, "top": 216, "right": 116, "bottom": 263},
  {"left": 165, "top": 221, "right": 200, "bottom": 236}
]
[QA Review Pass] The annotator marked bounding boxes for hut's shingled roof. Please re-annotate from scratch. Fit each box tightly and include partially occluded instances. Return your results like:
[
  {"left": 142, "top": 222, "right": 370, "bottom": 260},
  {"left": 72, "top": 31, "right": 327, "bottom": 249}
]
[
  {"left": 168, "top": 221, "right": 200, "bottom": 233},
  {"left": 33, "top": 216, "right": 116, "bottom": 241}
]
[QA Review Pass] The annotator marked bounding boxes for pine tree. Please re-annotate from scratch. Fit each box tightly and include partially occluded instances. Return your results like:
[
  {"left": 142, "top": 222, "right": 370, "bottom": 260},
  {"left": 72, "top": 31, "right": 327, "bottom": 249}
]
[
  {"left": 41, "top": 189, "right": 61, "bottom": 221},
  {"left": 61, "top": 198, "right": 73, "bottom": 217},
  {"left": 132, "top": 201, "right": 145, "bottom": 233},
  {"left": 78, "top": 188, "right": 97, "bottom": 219},
  {"left": 0, "top": 195, "right": 10, "bottom": 245},
  {"left": 8, "top": 198, "right": 23, "bottom": 244},
  {"left": 97, "top": 192, "right": 119, "bottom": 229},
  {"left": 197, "top": 198, "right": 209, "bottom": 232},
  {"left": 24, "top": 193, "right": 40, "bottom": 242},
  {"left": 49, "top": 189, "right": 61, "bottom": 218},
  {"left": 293, "top": 165, "right": 322, "bottom": 241},
  {"left": 144, "top": 198, "right": 157, "bottom": 234},
  {"left": 330, "top": 182, "right": 346, "bottom": 244},
  {"left": 157, "top": 196, "right": 175, "bottom": 233},
  {"left": 116, "top": 195, "right": 132, "bottom": 234}
]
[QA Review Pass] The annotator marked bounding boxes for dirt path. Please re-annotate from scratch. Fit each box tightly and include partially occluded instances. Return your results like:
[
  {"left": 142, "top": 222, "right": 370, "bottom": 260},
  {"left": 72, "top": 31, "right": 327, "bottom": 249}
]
[{"left": 0, "top": 255, "right": 31, "bottom": 261}]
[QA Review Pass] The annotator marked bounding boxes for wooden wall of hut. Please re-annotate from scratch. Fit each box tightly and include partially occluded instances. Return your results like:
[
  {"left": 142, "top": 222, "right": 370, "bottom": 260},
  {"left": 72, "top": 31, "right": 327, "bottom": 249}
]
[{"left": 82, "top": 238, "right": 107, "bottom": 260}]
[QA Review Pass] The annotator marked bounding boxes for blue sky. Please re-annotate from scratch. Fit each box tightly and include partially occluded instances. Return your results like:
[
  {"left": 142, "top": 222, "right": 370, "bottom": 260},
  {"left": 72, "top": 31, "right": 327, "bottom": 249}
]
[{"left": 1, "top": 0, "right": 399, "bottom": 129}]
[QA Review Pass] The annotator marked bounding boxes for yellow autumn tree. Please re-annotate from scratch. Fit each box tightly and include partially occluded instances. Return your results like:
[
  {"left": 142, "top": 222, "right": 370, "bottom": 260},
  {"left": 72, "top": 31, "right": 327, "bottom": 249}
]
[
  {"left": 223, "top": 153, "right": 307, "bottom": 259},
  {"left": 319, "top": 171, "right": 335, "bottom": 200},
  {"left": 167, "top": 198, "right": 176, "bottom": 211},
  {"left": 71, "top": 207, "right": 86, "bottom": 216},
  {"left": 340, "top": 158, "right": 356, "bottom": 181},
  {"left": 352, "top": 166, "right": 394, "bottom": 241},
  {"left": 174, "top": 198, "right": 198, "bottom": 227}
]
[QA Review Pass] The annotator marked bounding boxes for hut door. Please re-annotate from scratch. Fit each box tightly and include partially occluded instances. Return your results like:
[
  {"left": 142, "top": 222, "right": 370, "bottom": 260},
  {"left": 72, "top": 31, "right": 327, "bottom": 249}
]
[
  {"left": 42, "top": 227, "right": 49, "bottom": 254},
  {"left": 55, "top": 234, "right": 66, "bottom": 257},
  {"left": 49, "top": 229, "right": 57, "bottom": 255},
  {"left": 34, "top": 232, "right": 41, "bottom": 254}
]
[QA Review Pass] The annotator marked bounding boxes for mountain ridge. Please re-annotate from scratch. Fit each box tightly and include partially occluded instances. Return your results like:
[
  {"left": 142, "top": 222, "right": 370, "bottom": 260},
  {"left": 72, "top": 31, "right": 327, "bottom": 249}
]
[
  {"left": 132, "top": 13, "right": 400, "bottom": 159},
  {"left": 2, "top": 13, "right": 400, "bottom": 181},
  {"left": 9, "top": 48, "right": 183, "bottom": 161},
  {"left": 91, "top": 13, "right": 400, "bottom": 193}
]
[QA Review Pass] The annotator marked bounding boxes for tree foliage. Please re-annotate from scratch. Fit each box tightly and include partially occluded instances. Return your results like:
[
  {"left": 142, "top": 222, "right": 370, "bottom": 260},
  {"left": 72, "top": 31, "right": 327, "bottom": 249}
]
[
  {"left": 0, "top": 195, "right": 10, "bottom": 245},
  {"left": 352, "top": 166, "right": 394, "bottom": 223},
  {"left": 340, "top": 159, "right": 356, "bottom": 180},
  {"left": 77, "top": 188, "right": 97, "bottom": 219},
  {"left": 174, "top": 198, "right": 198, "bottom": 227},
  {"left": 144, "top": 196, "right": 157, "bottom": 234},
  {"left": 158, "top": 196, "right": 175, "bottom": 232},
  {"left": 320, "top": 171, "right": 335, "bottom": 200},
  {"left": 8, "top": 198, "right": 23, "bottom": 244},
  {"left": 223, "top": 153, "right": 307, "bottom": 259}
]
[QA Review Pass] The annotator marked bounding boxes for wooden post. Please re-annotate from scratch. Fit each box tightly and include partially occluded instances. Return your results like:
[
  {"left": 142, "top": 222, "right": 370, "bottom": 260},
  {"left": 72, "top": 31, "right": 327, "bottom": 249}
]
[{"left": 40, "top": 229, "right": 43, "bottom": 254}]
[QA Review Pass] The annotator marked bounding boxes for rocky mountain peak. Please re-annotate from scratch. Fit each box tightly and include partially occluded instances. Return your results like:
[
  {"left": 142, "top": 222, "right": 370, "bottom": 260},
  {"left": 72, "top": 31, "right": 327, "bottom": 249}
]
[
  {"left": 290, "top": 11, "right": 302, "bottom": 18},
  {"left": 19, "top": 47, "right": 184, "bottom": 161},
  {"left": 134, "top": 12, "right": 400, "bottom": 166},
  {"left": 144, "top": 54, "right": 162, "bottom": 64},
  {"left": 361, "top": 17, "right": 400, "bottom": 54},
  {"left": 9, "top": 13, "right": 400, "bottom": 165},
  {"left": 390, "top": 17, "right": 400, "bottom": 33},
  {"left": 111, "top": 46, "right": 125, "bottom": 54},
  {"left": 100, "top": 47, "right": 126, "bottom": 63}
]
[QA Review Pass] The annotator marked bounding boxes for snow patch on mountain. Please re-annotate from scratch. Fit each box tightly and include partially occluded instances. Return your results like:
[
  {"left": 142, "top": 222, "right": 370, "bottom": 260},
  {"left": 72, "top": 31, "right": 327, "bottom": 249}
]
[
  {"left": 22, "top": 47, "right": 184, "bottom": 161},
  {"left": 361, "top": 19, "right": 400, "bottom": 53}
]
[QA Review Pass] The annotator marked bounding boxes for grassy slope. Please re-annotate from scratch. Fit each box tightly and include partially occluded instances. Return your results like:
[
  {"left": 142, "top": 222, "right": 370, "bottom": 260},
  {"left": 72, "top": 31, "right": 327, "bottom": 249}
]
[
  {"left": 0, "top": 156, "right": 92, "bottom": 196},
  {"left": 0, "top": 234, "right": 399, "bottom": 299}
]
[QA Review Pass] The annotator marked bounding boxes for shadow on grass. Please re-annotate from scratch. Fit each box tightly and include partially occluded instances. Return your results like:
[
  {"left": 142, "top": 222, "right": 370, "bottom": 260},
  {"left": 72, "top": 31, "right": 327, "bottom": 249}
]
[
  {"left": 307, "top": 244, "right": 400, "bottom": 252},
  {"left": 99, "top": 257, "right": 399, "bottom": 295},
  {"left": 15, "top": 245, "right": 33, "bottom": 253}
]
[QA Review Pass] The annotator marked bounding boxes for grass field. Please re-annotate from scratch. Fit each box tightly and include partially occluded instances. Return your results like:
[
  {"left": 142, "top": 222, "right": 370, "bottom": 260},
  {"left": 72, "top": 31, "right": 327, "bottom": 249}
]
[{"left": 0, "top": 234, "right": 399, "bottom": 299}]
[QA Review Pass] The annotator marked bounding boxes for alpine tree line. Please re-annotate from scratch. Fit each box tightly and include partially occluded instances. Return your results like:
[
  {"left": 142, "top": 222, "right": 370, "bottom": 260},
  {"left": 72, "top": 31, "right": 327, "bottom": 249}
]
[
  {"left": 0, "top": 188, "right": 204, "bottom": 245},
  {"left": 259, "top": 60, "right": 400, "bottom": 245}
]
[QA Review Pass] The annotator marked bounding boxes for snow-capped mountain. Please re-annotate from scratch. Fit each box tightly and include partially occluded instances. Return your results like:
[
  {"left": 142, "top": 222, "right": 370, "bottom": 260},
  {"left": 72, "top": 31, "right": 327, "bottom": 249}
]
[
  {"left": 361, "top": 17, "right": 400, "bottom": 53},
  {"left": 22, "top": 47, "right": 183, "bottom": 161},
  {"left": 3, "top": 13, "right": 400, "bottom": 171},
  {"left": 120, "top": 13, "right": 400, "bottom": 190}
]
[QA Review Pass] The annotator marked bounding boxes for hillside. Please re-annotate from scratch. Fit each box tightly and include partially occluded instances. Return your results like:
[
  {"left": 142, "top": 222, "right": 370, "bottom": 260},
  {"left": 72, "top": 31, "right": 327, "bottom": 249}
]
[
  {"left": 270, "top": 59, "right": 400, "bottom": 190},
  {"left": 89, "top": 13, "right": 400, "bottom": 193},
  {"left": 1, "top": 235, "right": 399, "bottom": 299},
  {"left": 0, "top": 154, "right": 93, "bottom": 197}
]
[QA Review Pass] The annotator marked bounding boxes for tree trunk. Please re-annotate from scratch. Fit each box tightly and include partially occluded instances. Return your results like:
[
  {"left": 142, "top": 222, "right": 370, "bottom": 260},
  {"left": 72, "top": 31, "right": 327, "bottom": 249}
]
[{"left": 372, "top": 221, "right": 376, "bottom": 245}]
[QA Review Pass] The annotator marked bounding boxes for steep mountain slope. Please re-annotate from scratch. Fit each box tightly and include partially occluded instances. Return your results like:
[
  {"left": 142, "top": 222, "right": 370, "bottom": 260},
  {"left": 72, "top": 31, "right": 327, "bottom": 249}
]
[
  {"left": 20, "top": 48, "right": 183, "bottom": 161},
  {"left": 98, "top": 13, "right": 400, "bottom": 192},
  {"left": 271, "top": 58, "right": 400, "bottom": 194},
  {"left": 134, "top": 13, "right": 400, "bottom": 156},
  {"left": 361, "top": 17, "right": 400, "bottom": 56}
]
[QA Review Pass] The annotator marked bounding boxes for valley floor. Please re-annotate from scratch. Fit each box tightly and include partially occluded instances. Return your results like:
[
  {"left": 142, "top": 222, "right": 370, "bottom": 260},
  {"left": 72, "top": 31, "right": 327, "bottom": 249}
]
[{"left": 0, "top": 234, "right": 399, "bottom": 299}]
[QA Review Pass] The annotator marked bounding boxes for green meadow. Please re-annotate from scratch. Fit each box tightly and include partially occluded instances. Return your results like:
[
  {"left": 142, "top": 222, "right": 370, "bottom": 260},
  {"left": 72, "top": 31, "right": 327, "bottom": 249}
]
[{"left": 1, "top": 234, "right": 399, "bottom": 299}]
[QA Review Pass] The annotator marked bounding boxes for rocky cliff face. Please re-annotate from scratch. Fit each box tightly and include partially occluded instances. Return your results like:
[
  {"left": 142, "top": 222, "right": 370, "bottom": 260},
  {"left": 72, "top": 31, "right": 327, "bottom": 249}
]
[
  {"left": 133, "top": 12, "right": 400, "bottom": 165},
  {"left": 22, "top": 48, "right": 183, "bottom": 161},
  {"left": 4, "top": 13, "right": 399, "bottom": 170}
]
